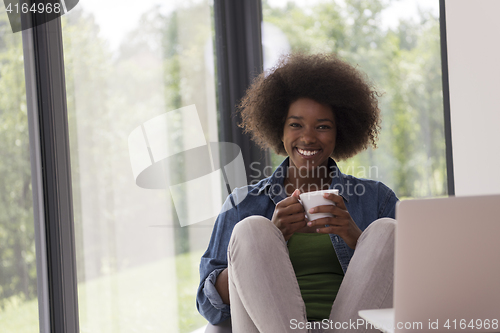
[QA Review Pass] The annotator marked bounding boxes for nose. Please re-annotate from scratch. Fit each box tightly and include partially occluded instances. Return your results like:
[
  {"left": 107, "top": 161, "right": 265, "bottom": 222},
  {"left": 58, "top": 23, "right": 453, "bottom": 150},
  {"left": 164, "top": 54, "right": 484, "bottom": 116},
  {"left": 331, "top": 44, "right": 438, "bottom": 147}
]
[{"left": 301, "top": 126, "right": 316, "bottom": 144}]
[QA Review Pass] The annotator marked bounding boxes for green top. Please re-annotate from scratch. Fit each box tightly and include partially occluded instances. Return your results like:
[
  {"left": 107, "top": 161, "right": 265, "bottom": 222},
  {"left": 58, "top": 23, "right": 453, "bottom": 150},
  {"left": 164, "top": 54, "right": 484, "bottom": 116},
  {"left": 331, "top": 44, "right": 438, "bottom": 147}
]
[{"left": 287, "top": 233, "right": 344, "bottom": 321}]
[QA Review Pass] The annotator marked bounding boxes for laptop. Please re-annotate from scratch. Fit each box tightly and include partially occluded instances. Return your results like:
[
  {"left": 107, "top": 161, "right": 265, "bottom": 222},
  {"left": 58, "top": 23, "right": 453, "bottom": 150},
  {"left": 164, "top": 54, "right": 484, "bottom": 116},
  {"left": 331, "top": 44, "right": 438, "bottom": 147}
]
[{"left": 359, "top": 194, "right": 500, "bottom": 333}]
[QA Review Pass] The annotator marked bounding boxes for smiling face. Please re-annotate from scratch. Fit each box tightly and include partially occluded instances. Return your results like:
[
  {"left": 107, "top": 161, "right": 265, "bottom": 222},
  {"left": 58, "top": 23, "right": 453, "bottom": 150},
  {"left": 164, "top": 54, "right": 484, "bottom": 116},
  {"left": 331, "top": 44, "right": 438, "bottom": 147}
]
[{"left": 282, "top": 98, "right": 336, "bottom": 171}]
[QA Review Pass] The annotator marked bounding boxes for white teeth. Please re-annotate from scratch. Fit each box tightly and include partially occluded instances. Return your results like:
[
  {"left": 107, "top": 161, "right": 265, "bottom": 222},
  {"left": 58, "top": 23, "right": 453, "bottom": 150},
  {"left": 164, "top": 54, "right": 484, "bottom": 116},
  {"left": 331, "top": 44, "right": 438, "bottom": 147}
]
[{"left": 297, "top": 148, "right": 319, "bottom": 156}]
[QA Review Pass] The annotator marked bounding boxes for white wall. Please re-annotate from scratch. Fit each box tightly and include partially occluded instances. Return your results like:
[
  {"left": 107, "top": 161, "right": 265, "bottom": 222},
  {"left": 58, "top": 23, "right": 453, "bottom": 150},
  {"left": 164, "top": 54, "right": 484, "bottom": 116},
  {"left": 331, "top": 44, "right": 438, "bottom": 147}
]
[{"left": 446, "top": 0, "right": 500, "bottom": 196}]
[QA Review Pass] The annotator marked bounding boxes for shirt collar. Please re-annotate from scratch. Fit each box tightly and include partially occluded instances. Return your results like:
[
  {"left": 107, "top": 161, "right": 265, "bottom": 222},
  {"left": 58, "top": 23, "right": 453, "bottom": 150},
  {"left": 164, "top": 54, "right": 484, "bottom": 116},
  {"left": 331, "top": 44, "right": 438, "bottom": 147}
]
[{"left": 257, "top": 157, "right": 349, "bottom": 203}]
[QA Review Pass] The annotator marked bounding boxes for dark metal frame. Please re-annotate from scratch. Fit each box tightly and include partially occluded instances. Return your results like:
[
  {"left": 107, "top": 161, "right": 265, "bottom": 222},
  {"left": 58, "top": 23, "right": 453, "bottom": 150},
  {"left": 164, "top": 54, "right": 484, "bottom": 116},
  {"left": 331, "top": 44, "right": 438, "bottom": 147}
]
[
  {"left": 22, "top": 15, "right": 79, "bottom": 333},
  {"left": 23, "top": 25, "right": 51, "bottom": 333},
  {"left": 214, "top": 0, "right": 271, "bottom": 184},
  {"left": 439, "top": 0, "right": 455, "bottom": 195}
]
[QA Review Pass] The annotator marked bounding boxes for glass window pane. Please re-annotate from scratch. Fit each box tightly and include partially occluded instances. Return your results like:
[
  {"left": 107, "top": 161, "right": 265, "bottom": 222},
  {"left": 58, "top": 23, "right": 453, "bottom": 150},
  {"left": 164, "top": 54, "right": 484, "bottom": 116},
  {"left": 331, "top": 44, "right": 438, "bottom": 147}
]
[
  {"left": 0, "top": 11, "right": 40, "bottom": 333},
  {"left": 62, "top": 1, "right": 217, "bottom": 332},
  {"left": 263, "top": 0, "right": 446, "bottom": 198}
]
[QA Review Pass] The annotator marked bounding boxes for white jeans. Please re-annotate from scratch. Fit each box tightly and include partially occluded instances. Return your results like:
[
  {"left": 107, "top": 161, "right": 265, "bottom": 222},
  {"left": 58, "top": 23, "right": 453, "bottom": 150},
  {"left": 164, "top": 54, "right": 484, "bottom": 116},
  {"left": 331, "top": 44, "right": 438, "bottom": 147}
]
[{"left": 227, "top": 216, "right": 396, "bottom": 333}]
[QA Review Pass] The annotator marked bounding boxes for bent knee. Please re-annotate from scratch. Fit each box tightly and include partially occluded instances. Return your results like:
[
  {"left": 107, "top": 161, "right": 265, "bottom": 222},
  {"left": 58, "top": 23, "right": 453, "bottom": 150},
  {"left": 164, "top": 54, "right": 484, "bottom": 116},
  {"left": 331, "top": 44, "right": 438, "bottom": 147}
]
[
  {"left": 229, "top": 215, "right": 284, "bottom": 252},
  {"left": 359, "top": 217, "right": 396, "bottom": 244},
  {"left": 371, "top": 217, "right": 397, "bottom": 230},
  {"left": 230, "top": 215, "right": 274, "bottom": 241}
]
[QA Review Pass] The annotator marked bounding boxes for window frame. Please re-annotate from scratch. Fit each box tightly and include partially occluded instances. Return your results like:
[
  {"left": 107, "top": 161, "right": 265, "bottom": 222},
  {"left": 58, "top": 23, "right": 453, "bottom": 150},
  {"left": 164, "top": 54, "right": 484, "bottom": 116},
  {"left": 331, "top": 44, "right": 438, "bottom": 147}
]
[
  {"left": 22, "top": 13, "right": 79, "bottom": 333},
  {"left": 439, "top": 0, "right": 455, "bottom": 195}
]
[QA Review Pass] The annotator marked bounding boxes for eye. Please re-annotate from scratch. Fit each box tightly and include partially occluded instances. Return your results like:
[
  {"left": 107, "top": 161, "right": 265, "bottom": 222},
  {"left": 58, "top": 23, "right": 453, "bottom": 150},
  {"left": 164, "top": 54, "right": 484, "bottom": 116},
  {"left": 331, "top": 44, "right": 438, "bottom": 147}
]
[
  {"left": 289, "top": 122, "right": 301, "bottom": 128},
  {"left": 318, "top": 125, "right": 331, "bottom": 129}
]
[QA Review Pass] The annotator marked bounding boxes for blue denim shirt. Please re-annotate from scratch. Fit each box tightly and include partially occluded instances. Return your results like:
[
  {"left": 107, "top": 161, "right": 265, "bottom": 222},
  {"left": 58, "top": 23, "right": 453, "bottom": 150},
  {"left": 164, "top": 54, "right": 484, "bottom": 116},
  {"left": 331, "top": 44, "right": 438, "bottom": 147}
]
[{"left": 196, "top": 157, "right": 398, "bottom": 325}]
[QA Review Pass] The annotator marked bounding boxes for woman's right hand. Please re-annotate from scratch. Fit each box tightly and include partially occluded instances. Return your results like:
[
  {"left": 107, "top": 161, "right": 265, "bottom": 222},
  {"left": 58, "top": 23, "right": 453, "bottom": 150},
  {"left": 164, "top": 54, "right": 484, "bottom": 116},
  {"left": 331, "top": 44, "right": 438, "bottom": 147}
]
[{"left": 271, "top": 189, "right": 307, "bottom": 241}]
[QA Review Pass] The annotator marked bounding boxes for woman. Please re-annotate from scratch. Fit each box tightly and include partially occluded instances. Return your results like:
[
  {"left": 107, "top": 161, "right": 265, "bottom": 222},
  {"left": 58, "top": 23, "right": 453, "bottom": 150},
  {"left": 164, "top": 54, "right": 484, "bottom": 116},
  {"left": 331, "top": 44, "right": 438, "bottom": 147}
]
[{"left": 196, "top": 53, "right": 398, "bottom": 332}]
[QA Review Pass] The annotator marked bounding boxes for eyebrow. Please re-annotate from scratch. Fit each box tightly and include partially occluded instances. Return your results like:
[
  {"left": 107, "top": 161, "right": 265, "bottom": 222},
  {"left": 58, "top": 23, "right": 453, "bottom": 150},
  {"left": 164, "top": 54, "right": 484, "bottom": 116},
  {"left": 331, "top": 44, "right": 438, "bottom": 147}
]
[{"left": 287, "top": 116, "right": 334, "bottom": 123}]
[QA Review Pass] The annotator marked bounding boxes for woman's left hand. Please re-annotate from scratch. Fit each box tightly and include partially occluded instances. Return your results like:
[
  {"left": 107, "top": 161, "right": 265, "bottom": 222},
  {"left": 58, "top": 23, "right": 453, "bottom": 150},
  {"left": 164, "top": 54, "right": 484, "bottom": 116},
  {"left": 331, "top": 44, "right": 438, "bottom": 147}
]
[{"left": 306, "top": 193, "right": 362, "bottom": 249}]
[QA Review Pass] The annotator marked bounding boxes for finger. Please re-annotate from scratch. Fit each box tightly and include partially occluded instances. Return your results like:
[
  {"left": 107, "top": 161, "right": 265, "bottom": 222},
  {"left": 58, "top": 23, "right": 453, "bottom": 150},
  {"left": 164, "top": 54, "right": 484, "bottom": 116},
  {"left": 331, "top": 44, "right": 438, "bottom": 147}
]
[
  {"left": 314, "top": 223, "right": 348, "bottom": 233},
  {"left": 277, "top": 216, "right": 307, "bottom": 236},
  {"left": 308, "top": 204, "right": 347, "bottom": 217},
  {"left": 279, "top": 201, "right": 305, "bottom": 216},
  {"left": 276, "top": 195, "right": 301, "bottom": 209},
  {"left": 278, "top": 211, "right": 307, "bottom": 225},
  {"left": 309, "top": 201, "right": 351, "bottom": 218},
  {"left": 291, "top": 189, "right": 301, "bottom": 198},
  {"left": 311, "top": 221, "right": 338, "bottom": 234},
  {"left": 307, "top": 216, "right": 343, "bottom": 228},
  {"left": 315, "top": 225, "right": 349, "bottom": 235},
  {"left": 314, "top": 226, "right": 332, "bottom": 234},
  {"left": 323, "top": 193, "right": 347, "bottom": 209},
  {"left": 289, "top": 219, "right": 307, "bottom": 233}
]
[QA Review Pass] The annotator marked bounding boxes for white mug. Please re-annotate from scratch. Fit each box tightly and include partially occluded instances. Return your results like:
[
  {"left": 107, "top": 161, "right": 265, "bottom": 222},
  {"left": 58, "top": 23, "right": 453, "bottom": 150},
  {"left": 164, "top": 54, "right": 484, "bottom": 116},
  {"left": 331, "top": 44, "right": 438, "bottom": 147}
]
[{"left": 299, "top": 189, "right": 339, "bottom": 222}]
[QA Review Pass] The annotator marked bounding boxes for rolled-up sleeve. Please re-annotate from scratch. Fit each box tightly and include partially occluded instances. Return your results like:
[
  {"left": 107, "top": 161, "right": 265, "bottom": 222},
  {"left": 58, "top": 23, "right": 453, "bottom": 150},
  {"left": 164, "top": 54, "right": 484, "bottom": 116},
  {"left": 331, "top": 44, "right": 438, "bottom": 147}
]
[
  {"left": 197, "top": 264, "right": 230, "bottom": 324},
  {"left": 204, "top": 268, "right": 227, "bottom": 309},
  {"left": 196, "top": 194, "right": 239, "bottom": 325}
]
